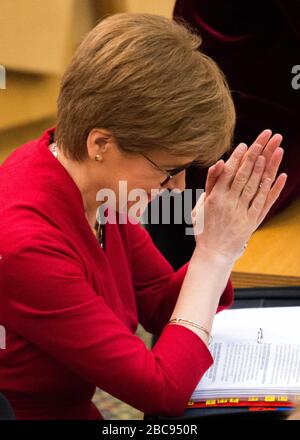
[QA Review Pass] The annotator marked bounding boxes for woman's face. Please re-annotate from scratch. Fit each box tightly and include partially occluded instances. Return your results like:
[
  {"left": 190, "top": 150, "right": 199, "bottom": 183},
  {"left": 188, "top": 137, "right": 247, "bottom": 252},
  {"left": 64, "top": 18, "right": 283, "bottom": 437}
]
[
  {"left": 117, "top": 149, "right": 197, "bottom": 213},
  {"left": 87, "top": 129, "right": 198, "bottom": 217}
]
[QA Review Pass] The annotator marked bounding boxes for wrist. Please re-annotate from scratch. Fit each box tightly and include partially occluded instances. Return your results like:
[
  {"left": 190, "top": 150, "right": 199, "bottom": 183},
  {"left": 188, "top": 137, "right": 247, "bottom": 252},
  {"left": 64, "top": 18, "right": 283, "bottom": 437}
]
[{"left": 193, "top": 243, "right": 236, "bottom": 268}]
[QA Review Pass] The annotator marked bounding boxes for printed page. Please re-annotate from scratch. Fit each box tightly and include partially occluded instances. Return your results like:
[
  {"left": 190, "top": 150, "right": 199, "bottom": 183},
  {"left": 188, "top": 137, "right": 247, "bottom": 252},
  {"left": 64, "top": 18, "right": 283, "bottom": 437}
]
[{"left": 192, "top": 307, "right": 300, "bottom": 399}]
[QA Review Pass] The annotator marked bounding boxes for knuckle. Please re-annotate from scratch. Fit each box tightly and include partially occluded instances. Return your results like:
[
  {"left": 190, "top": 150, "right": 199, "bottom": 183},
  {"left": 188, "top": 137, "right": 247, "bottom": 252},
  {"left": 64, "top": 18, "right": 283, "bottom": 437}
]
[
  {"left": 206, "top": 194, "right": 220, "bottom": 209},
  {"left": 254, "top": 161, "right": 264, "bottom": 172},
  {"left": 243, "top": 184, "right": 256, "bottom": 196},
  {"left": 235, "top": 173, "right": 248, "bottom": 185},
  {"left": 250, "top": 202, "right": 261, "bottom": 213},
  {"left": 223, "top": 164, "right": 234, "bottom": 177},
  {"left": 206, "top": 194, "right": 217, "bottom": 205},
  {"left": 248, "top": 151, "right": 258, "bottom": 161}
]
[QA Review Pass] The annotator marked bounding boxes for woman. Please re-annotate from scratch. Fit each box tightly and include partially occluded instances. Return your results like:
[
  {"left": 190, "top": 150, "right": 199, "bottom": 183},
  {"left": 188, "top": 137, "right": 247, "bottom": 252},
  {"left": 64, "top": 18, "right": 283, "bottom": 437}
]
[{"left": 0, "top": 13, "right": 286, "bottom": 419}]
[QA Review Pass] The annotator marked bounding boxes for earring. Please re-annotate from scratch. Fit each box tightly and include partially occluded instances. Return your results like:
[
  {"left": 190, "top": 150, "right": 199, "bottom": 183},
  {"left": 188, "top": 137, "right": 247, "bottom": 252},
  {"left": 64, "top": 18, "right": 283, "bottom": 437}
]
[{"left": 95, "top": 154, "right": 103, "bottom": 162}]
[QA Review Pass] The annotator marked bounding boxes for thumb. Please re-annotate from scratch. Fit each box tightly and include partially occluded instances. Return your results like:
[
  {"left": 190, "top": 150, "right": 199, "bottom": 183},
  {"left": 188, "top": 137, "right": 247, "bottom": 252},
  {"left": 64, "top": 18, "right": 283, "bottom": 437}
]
[{"left": 205, "top": 160, "right": 224, "bottom": 195}]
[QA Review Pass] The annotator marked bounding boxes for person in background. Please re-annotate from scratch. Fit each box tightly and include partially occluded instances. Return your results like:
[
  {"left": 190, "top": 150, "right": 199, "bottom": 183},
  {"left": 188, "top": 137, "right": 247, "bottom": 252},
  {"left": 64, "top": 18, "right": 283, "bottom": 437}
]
[
  {"left": 0, "top": 13, "right": 285, "bottom": 419},
  {"left": 146, "top": 0, "right": 300, "bottom": 269}
]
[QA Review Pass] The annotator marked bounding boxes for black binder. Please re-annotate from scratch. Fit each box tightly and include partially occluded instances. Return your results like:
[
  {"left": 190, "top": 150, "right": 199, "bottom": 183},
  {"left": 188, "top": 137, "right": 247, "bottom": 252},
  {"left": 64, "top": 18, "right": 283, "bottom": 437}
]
[
  {"left": 0, "top": 393, "right": 15, "bottom": 420},
  {"left": 144, "top": 286, "right": 300, "bottom": 420}
]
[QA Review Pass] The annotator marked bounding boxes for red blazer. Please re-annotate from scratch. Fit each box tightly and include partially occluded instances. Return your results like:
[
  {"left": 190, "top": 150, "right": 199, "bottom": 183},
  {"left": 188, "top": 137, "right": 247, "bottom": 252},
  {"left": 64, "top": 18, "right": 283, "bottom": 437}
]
[{"left": 0, "top": 128, "right": 233, "bottom": 419}]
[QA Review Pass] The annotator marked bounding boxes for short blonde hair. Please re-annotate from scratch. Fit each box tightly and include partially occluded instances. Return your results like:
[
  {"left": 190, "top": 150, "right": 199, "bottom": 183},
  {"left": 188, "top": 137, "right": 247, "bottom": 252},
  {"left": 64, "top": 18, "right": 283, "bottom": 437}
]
[{"left": 55, "top": 13, "right": 235, "bottom": 165}]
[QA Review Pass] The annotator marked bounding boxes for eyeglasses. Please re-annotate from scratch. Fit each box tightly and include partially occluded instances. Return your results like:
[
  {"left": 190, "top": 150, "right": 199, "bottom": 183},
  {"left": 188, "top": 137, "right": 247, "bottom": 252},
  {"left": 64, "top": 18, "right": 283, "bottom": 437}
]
[{"left": 140, "top": 152, "right": 195, "bottom": 186}]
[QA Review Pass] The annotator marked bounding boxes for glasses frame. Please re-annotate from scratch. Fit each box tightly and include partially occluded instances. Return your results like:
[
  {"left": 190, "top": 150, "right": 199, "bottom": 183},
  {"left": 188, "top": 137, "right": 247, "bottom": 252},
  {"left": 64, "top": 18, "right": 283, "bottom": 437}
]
[{"left": 140, "top": 152, "right": 195, "bottom": 186}]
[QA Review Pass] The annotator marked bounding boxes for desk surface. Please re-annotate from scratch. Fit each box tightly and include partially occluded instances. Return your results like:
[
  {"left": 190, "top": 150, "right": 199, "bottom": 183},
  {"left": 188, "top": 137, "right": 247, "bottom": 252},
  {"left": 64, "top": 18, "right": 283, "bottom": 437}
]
[{"left": 232, "top": 198, "right": 300, "bottom": 288}]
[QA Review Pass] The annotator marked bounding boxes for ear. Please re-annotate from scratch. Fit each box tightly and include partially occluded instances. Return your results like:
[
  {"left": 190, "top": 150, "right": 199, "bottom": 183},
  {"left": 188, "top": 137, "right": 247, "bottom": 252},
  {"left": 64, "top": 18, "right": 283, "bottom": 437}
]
[{"left": 86, "top": 128, "right": 115, "bottom": 159}]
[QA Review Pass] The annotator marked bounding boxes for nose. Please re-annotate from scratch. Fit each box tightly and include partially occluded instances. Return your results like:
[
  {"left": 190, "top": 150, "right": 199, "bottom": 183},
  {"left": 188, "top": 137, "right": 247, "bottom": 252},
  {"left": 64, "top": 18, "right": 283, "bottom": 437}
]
[{"left": 164, "top": 171, "right": 186, "bottom": 192}]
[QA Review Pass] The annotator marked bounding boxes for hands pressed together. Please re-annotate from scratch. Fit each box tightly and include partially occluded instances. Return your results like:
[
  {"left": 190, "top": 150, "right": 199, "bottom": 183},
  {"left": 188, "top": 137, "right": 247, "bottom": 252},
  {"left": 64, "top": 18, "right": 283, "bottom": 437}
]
[{"left": 192, "top": 129, "right": 287, "bottom": 262}]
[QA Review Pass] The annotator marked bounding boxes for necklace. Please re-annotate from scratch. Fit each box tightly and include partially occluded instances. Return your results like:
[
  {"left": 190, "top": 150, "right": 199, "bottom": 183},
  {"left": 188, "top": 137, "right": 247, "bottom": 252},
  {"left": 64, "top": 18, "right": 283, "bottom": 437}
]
[
  {"left": 96, "top": 218, "right": 104, "bottom": 249},
  {"left": 49, "top": 141, "right": 105, "bottom": 249}
]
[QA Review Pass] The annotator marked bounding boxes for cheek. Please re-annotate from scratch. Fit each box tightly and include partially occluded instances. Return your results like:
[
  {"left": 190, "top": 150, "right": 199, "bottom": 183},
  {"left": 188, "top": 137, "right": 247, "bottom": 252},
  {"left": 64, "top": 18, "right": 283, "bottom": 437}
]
[
  {"left": 100, "top": 168, "right": 159, "bottom": 210},
  {"left": 123, "top": 166, "right": 159, "bottom": 188},
  {"left": 119, "top": 183, "right": 151, "bottom": 212}
]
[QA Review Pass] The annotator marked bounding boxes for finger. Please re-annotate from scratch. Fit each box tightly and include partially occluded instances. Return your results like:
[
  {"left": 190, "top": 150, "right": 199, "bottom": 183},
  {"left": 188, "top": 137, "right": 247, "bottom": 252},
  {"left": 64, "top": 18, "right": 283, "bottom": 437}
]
[
  {"left": 257, "top": 173, "right": 288, "bottom": 226},
  {"left": 261, "top": 147, "right": 284, "bottom": 184},
  {"left": 240, "top": 132, "right": 281, "bottom": 170},
  {"left": 229, "top": 142, "right": 264, "bottom": 198},
  {"left": 205, "top": 160, "right": 224, "bottom": 195},
  {"left": 248, "top": 177, "right": 273, "bottom": 222},
  {"left": 213, "top": 143, "right": 248, "bottom": 191},
  {"left": 253, "top": 129, "right": 273, "bottom": 148},
  {"left": 191, "top": 191, "right": 206, "bottom": 234},
  {"left": 239, "top": 155, "right": 266, "bottom": 205},
  {"left": 260, "top": 133, "right": 283, "bottom": 167}
]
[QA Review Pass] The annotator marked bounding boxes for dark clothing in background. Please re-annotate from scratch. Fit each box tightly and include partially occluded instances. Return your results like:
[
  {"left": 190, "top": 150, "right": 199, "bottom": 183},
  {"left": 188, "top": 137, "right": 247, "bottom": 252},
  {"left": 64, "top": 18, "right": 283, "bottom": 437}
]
[
  {"left": 0, "top": 393, "right": 15, "bottom": 420},
  {"left": 147, "top": 0, "right": 300, "bottom": 269}
]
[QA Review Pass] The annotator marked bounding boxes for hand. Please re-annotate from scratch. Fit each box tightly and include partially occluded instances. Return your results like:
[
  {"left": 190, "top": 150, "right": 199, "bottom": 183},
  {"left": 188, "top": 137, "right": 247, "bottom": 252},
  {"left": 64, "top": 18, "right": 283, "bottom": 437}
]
[
  {"left": 205, "top": 130, "right": 286, "bottom": 225},
  {"left": 192, "top": 130, "right": 287, "bottom": 262}
]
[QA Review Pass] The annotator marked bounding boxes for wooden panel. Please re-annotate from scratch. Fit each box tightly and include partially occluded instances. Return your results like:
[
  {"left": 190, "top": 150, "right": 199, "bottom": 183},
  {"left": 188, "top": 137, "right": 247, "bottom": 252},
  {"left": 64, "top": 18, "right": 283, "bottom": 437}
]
[
  {"left": 232, "top": 198, "right": 300, "bottom": 287},
  {"left": 63, "top": 0, "right": 97, "bottom": 67},
  {"left": 0, "top": 0, "right": 73, "bottom": 74},
  {"left": 95, "top": 0, "right": 175, "bottom": 18},
  {"left": 123, "top": 0, "right": 175, "bottom": 17},
  {"left": 0, "top": 72, "right": 60, "bottom": 131},
  {"left": 0, "top": 0, "right": 95, "bottom": 74},
  {"left": 0, "top": 118, "right": 56, "bottom": 164}
]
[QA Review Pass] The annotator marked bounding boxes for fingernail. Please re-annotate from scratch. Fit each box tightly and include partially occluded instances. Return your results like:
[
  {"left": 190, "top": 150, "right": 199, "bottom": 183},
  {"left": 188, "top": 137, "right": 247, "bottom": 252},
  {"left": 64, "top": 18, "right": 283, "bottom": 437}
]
[
  {"left": 264, "top": 129, "right": 272, "bottom": 135},
  {"left": 260, "top": 129, "right": 272, "bottom": 139},
  {"left": 237, "top": 143, "right": 247, "bottom": 153}
]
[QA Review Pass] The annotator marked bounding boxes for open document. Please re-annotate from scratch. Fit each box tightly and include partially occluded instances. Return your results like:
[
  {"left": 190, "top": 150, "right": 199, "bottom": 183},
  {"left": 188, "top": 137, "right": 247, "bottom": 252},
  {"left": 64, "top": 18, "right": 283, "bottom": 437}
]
[{"left": 191, "top": 307, "right": 300, "bottom": 402}]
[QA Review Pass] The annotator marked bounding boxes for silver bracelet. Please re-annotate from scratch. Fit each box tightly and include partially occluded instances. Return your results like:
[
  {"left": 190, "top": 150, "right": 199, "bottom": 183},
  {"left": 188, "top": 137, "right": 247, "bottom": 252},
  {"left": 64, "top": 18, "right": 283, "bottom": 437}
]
[{"left": 168, "top": 318, "right": 213, "bottom": 345}]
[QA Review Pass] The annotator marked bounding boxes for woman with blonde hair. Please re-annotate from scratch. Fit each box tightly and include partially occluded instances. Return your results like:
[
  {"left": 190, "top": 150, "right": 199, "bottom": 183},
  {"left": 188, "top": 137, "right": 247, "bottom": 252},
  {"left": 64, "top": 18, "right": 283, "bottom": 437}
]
[{"left": 0, "top": 13, "right": 286, "bottom": 419}]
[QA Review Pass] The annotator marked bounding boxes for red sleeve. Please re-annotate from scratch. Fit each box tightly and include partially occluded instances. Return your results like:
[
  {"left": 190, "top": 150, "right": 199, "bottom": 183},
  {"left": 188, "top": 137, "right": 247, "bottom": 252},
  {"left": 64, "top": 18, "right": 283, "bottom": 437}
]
[
  {"left": 0, "top": 234, "right": 213, "bottom": 418},
  {"left": 127, "top": 222, "right": 233, "bottom": 336}
]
